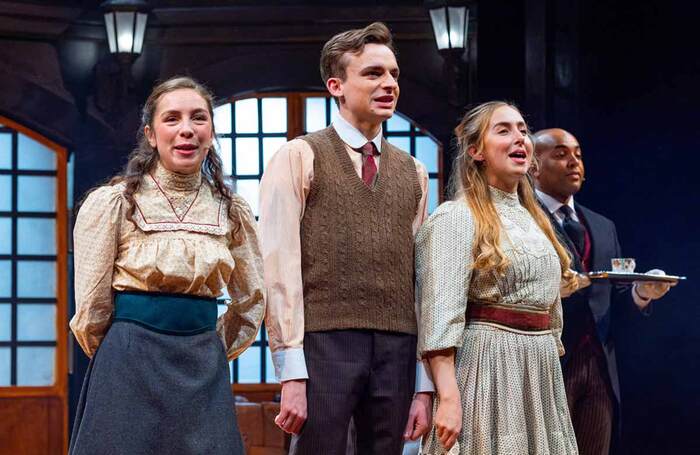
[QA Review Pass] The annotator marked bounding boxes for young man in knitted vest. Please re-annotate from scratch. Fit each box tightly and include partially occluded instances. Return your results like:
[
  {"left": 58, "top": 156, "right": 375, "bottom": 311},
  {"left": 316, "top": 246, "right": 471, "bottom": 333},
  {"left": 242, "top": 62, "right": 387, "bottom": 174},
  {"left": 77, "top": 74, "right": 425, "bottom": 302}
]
[{"left": 259, "top": 22, "right": 433, "bottom": 454}]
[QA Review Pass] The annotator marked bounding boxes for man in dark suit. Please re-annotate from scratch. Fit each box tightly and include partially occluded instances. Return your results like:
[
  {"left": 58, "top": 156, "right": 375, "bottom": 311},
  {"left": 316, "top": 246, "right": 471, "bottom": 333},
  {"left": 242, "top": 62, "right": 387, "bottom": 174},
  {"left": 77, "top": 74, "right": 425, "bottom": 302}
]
[{"left": 532, "top": 128, "right": 674, "bottom": 455}]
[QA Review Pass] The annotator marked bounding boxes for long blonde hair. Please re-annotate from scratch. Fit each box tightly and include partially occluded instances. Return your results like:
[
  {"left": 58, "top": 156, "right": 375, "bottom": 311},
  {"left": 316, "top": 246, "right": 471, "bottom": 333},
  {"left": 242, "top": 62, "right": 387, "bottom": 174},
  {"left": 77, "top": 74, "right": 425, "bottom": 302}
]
[{"left": 450, "top": 101, "right": 573, "bottom": 282}]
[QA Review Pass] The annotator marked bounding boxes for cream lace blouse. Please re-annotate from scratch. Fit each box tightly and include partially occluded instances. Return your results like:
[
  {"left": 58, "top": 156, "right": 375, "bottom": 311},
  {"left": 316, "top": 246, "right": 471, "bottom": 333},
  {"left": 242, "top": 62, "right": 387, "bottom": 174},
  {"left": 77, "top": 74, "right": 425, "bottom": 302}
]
[{"left": 69, "top": 162, "right": 265, "bottom": 360}]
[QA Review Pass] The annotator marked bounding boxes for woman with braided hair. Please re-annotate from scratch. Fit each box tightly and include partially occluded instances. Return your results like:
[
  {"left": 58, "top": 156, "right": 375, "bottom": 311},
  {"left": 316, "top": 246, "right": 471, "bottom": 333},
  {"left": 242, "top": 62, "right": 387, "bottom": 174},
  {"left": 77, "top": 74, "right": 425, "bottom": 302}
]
[{"left": 69, "top": 76, "right": 264, "bottom": 454}]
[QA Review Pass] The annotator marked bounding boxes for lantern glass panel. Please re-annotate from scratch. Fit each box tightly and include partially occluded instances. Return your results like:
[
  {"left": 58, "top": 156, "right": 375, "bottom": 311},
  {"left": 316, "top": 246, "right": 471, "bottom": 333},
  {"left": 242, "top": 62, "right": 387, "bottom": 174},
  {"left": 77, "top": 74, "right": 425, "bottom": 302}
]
[{"left": 429, "top": 8, "right": 450, "bottom": 50}]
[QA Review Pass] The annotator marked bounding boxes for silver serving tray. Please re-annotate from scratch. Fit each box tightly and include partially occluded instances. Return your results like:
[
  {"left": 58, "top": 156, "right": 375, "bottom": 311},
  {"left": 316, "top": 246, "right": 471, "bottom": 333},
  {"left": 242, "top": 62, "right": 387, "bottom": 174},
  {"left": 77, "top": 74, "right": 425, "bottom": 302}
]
[{"left": 588, "top": 271, "right": 686, "bottom": 284}]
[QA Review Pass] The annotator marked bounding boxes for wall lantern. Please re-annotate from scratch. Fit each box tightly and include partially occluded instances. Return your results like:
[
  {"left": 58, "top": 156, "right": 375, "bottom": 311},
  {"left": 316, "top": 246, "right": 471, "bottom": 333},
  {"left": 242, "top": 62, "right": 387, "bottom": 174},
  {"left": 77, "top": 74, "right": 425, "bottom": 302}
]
[
  {"left": 102, "top": 0, "right": 149, "bottom": 60},
  {"left": 428, "top": 1, "right": 469, "bottom": 54}
]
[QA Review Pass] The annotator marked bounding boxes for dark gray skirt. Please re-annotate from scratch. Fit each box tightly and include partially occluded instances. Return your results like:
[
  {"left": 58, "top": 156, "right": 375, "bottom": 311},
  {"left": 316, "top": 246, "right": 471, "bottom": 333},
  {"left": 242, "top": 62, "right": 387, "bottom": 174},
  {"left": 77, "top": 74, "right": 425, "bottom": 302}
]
[{"left": 69, "top": 293, "right": 243, "bottom": 455}]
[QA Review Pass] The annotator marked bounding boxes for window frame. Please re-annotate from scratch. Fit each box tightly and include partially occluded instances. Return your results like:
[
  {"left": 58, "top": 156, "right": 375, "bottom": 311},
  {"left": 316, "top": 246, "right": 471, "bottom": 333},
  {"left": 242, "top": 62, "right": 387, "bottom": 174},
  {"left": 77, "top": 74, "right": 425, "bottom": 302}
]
[{"left": 0, "top": 116, "right": 69, "bottom": 400}]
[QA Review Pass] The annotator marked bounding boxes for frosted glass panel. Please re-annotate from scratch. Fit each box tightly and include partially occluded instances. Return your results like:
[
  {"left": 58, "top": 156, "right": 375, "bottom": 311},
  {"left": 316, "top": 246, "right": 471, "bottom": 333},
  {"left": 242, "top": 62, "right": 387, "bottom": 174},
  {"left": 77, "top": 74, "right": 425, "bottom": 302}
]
[
  {"left": 17, "top": 346, "right": 55, "bottom": 386},
  {"left": 237, "top": 346, "right": 261, "bottom": 383},
  {"left": 0, "top": 217, "right": 10, "bottom": 254},
  {"left": 386, "top": 114, "right": 410, "bottom": 132},
  {"left": 0, "top": 133, "right": 11, "bottom": 169},
  {"left": 265, "top": 347, "right": 277, "bottom": 383},
  {"left": 387, "top": 136, "right": 410, "bottom": 152},
  {"left": 67, "top": 153, "right": 74, "bottom": 210},
  {"left": 305, "top": 97, "right": 326, "bottom": 133},
  {"left": 262, "top": 137, "right": 287, "bottom": 169},
  {"left": 429, "top": 178, "right": 440, "bottom": 213},
  {"left": 17, "top": 134, "right": 56, "bottom": 170},
  {"left": 17, "top": 218, "right": 56, "bottom": 255},
  {"left": 416, "top": 136, "right": 439, "bottom": 173},
  {"left": 18, "top": 304, "right": 56, "bottom": 341},
  {"left": 217, "top": 138, "right": 233, "bottom": 176},
  {"left": 235, "top": 98, "right": 259, "bottom": 133},
  {"left": 235, "top": 180, "right": 259, "bottom": 217},
  {"left": 261, "top": 98, "right": 287, "bottom": 133},
  {"left": 0, "top": 304, "right": 10, "bottom": 341},
  {"left": 330, "top": 100, "right": 339, "bottom": 119},
  {"left": 217, "top": 303, "right": 227, "bottom": 318},
  {"left": 0, "top": 348, "right": 9, "bottom": 386},
  {"left": 214, "top": 103, "right": 232, "bottom": 134},
  {"left": 0, "top": 175, "right": 10, "bottom": 211},
  {"left": 17, "top": 176, "right": 55, "bottom": 212},
  {"left": 234, "top": 138, "right": 259, "bottom": 175},
  {"left": 17, "top": 261, "right": 55, "bottom": 298},
  {"left": 0, "top": 261, "right": 10, "bottom": 297}
]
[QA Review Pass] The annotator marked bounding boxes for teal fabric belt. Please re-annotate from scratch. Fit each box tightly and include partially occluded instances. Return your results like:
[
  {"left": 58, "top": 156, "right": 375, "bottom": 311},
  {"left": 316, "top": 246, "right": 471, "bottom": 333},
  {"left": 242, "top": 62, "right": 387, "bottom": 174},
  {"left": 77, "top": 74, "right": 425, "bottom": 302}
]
[{"left": 114, "top": 291, "right": 218, "bottom": 336}]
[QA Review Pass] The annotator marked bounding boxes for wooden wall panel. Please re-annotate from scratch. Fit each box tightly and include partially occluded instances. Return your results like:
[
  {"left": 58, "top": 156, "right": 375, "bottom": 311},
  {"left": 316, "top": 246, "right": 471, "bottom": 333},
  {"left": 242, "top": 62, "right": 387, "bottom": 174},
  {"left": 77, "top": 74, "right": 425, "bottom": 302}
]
[{"left": 0, "top": 397, "right": 65, "bottom": 455}]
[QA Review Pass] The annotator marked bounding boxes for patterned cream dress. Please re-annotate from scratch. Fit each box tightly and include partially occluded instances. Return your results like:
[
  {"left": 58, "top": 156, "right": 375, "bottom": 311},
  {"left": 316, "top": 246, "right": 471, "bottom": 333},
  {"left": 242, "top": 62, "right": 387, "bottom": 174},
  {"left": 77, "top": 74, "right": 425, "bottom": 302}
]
[{"left": 417, "top": 187, "right": 578, "bottom": 455}]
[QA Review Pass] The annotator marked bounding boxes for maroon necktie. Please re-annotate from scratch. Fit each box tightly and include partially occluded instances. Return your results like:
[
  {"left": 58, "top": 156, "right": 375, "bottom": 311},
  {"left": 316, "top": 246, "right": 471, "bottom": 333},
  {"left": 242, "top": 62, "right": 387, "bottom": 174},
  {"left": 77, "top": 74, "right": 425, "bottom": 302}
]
[{"left": 358, "top": 142, "right": 378, "bottom": 187}]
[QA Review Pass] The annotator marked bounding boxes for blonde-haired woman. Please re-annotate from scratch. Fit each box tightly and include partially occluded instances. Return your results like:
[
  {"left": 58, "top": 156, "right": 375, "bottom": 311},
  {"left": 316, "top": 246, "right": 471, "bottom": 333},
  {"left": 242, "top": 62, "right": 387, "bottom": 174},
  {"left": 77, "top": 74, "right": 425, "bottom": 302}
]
[{"left": 418, "top": 101, "right": 578, "bottom": 454}]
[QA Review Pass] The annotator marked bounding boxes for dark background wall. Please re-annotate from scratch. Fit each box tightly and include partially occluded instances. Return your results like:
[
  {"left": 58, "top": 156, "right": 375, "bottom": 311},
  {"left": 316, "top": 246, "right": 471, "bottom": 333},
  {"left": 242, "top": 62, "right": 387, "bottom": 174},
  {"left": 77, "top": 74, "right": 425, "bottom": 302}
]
[{"left": 0, "top": 0, "right": 697, "bottom": 452}]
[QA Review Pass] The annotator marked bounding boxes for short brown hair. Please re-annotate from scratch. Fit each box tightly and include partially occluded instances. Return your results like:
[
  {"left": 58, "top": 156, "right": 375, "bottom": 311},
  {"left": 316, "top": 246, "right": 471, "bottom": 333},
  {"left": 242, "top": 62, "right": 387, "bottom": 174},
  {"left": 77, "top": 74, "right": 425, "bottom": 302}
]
[{"left": 320, "top": 22, "right": 395, "bottom": 83}]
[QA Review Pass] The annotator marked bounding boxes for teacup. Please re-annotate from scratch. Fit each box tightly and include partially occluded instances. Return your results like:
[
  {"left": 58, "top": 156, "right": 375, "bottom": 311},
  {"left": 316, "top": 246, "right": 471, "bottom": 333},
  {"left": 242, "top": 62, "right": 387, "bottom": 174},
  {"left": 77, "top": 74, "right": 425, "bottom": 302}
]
[{"left": 611, "top": 258, "right": 636, "bottom": 273}]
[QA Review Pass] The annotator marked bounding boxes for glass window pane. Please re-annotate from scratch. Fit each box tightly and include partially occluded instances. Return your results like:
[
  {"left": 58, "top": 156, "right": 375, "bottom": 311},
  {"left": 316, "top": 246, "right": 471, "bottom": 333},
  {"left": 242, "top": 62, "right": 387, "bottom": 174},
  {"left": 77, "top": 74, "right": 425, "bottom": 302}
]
[
  {"left": 217, "top": 303, "right": 227, "bottom": 318},
  {"left": 17, "top": 304, "right": 56, "bottom": 341},
  {"left": 17, "top": 134, "right": 56, "bottom": 170},
  {"left": 67, "top": 153, "right": 75, "bottom": 210},
  {"left": 429, "top": 178, "right": 440, "bottom": 213},
  {"left": 386, "top": 114, "right": 411, "bottom": 132},
  {"left": 220, "top": 286, "right": 231, "bottom": 301},
  {"left": 265, "top": 347, "right": 277, "bottom": 383},
  {"left": 214, "top": 103, "right": 232, "bottom": 135},
  {"left": 0, "top": 348, "right": 10, "bottom": 386},
  {"left": 305, "top": 97, "right": 327, "bottom": 133},
  {"left": 234, "top": 180, "right": 259, "bottom": 217},
  {"left": 0, "top": 217, "right": 10, "bottom": 254},
  {"left": 217, "top": 138, "right": 233, "bottom": 176},
  {"left": 235, "top": 138, "right": 259, "bottom": 176},
  {"left": 17, "top": 261, "right": 55, "bottom": 298},
  {"left": 330, "top": 99, "right": 339, "bottom": 120},
  {"left": 17, "top": 218, "right": 55, "bottom": 255},
  {"left": 237, "top": 346, "right": 261, "bottom": 383},
  {"left": 235, "top": 98, "right": 259, "bottom": 133},
  {"left": 262, "top": 137, "right": 287, "bottom": 170},
  {"left": 261, "top": 98, "right": 287, "bottom": 134},
  {"left": 387, "top": 136, "right": 410, "bottom": 152},
  {"left": 0, "top": 175, "right": 11, "bottom": 211},
  {"left": 17, "top": 176, "right": 56, "bottom": 212},
  {"left": 17, "top": 346, "right": 55, "bottom": 386},
  {"left": 0, "top": 132, "right": 11, "bottom": 169},
  {"left": 416, "top": 136, "right": 439, "bottom": 173},
  {"left": 0, "top": 304, "right": 10, "bottom": 341},
  {"left": 0, "top": 261, "right": 11, "bottom": 297}
]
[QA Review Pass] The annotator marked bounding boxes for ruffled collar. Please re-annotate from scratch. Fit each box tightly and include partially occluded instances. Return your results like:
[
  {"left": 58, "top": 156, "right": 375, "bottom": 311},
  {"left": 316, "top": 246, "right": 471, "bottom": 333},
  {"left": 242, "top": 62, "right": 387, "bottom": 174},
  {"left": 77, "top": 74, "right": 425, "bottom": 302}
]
[
  {"left": 489, "top": 185, "right": 520, "bottom": 208},
  {"left": 152, "top": 160, "right": 202, "bottom": 193}
]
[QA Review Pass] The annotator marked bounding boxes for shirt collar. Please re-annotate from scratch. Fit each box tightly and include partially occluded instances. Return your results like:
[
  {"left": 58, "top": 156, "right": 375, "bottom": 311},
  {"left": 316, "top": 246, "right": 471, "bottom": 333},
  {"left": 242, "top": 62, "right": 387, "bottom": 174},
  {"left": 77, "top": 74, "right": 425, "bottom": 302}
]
[
  {"left": 536, "top": 189, "right": 576, "bottom": 215},
  {"left": 331, "top": 112, "right": 383, "bottom": 153}
]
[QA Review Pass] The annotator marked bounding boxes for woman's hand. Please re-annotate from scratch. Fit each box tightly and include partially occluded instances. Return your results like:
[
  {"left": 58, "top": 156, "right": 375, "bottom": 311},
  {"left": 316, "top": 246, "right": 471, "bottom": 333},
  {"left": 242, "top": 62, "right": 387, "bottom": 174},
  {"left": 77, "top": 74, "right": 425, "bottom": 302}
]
[{"left": 434, "top": 394, "right": 462, "bottom": 450}]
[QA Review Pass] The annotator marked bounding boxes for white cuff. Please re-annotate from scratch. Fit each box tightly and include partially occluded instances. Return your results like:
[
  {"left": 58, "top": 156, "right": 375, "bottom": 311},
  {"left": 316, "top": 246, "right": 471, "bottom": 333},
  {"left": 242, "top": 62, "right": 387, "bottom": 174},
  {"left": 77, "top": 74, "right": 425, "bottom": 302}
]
[
  {"left": 272, "top": 347, "right": 309, "bottom": 382},
  {"left": 415, "top": 359, "right": 435, "bottom": 393}
]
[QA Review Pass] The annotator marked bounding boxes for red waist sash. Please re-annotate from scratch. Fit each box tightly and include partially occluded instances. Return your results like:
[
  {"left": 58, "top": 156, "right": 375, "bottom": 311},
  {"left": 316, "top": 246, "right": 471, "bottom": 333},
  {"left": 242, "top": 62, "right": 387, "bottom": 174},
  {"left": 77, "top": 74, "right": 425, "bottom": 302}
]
[{"left": 467, "top": 304, "right": 551, "bottom": 332}]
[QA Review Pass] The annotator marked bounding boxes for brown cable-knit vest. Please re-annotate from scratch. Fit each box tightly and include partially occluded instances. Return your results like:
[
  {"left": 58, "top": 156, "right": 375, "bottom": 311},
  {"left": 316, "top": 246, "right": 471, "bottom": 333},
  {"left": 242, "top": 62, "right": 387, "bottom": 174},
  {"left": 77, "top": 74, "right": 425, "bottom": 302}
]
[{"left": 299, "top": 126, "right": 421, "bottom": 335}]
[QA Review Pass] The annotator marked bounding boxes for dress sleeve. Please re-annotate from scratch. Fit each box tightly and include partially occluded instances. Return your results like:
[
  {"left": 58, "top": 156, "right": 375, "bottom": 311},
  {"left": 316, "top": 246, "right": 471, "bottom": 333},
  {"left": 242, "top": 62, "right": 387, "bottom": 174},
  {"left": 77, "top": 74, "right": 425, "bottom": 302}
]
[
  {"left": 416, "top": 201, "right": 475, "bottom": 357},
  {"left": 69, "top": 185, "right": 123, "bottom": 358},
  {"left": 218, "top": 194, "right": 266, "bottom": 360},
  {"left": 550, "top": 294, "right": 565, "bottom": 356}
]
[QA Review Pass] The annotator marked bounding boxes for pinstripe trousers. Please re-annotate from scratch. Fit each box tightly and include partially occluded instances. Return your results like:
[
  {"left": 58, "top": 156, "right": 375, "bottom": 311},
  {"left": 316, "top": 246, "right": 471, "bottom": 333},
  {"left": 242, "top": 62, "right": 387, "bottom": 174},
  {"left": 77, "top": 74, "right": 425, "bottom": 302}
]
[
  {"left": 563, "top": 344, "right": 615, "bottom": 455},
  {"left": 289, "top": 329, "right": 417, "bottom": 455}
]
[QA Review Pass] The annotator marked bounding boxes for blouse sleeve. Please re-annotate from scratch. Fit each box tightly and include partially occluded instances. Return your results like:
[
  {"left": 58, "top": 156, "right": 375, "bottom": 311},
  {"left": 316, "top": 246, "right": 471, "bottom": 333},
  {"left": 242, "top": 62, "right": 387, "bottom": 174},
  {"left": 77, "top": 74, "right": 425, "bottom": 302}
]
[
  {"left": 416, "top": 201, "right": 476, "bottom": 357},
  {"left": 550, "top": 294, "right": 565, "bottom": 356},
  {"left": 217, "top": 194, "right": 266, "bottom": 360},
  {"left": 69, "top": 185, "right": 123, "bottom": 358}
]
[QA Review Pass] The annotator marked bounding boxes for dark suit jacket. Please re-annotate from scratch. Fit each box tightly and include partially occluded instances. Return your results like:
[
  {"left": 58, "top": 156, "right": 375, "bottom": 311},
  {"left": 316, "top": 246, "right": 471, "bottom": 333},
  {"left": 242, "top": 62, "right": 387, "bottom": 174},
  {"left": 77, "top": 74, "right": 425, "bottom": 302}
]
[{"left": 543, "top": 201, "right": 631, "bottom": 405}]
